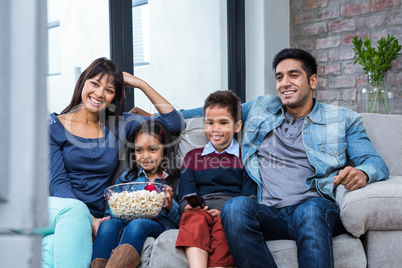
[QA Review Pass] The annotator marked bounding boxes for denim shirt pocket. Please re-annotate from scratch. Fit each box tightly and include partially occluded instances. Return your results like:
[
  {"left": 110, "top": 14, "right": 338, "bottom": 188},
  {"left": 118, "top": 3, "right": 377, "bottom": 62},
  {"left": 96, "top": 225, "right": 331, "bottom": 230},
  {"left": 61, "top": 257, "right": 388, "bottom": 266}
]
[{"left": 318, "top": 140, "right": 347, "bottom": 169}]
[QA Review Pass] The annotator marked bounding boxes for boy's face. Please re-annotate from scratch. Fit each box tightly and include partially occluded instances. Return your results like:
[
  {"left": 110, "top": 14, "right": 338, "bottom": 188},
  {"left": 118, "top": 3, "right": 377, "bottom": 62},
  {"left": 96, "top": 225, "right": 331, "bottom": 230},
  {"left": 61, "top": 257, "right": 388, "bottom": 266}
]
[{"left": 204, "top": 106, "right": 242, "bottom": 153}]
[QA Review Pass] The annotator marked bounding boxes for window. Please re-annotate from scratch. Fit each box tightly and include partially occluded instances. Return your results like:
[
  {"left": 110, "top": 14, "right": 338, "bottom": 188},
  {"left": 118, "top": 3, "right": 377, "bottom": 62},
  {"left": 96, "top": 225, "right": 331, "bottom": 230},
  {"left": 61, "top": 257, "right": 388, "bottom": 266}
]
[
  {"left": 47, "top": 0, "right": 61, "bottom": 76},
  {"left": 46, "top": 0, "right": 110, "bottom": 114},
  {"left": 132, "top": 0, "right": 150, "bottom": 67},
  {"left": 47, "top": 21, "right": 61, "bottom": 76}
]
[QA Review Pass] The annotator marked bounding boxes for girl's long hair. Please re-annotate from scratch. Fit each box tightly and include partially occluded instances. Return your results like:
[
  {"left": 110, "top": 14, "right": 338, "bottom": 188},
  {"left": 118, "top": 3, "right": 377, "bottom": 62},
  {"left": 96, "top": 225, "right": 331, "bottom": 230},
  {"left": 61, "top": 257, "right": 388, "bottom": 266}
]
[
  {"left": 125, "top": 120, "right": 181, "bottom": 196},
  {"left": 61, "top": 57, "right": 125, "bottom": 129}
]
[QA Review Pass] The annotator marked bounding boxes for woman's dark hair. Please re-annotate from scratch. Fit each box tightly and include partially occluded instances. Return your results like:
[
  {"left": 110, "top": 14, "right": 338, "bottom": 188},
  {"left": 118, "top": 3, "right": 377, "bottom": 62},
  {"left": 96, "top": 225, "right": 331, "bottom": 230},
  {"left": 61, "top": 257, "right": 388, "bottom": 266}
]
[
  {"left": 125, "top": 120, "right": 180, "bottom": 195},
  {"left": 272, "top": 48, "right": 318, "bottom": 83},
  {"left": 61, "top": 57, "right": 125, "bottom": 128}
]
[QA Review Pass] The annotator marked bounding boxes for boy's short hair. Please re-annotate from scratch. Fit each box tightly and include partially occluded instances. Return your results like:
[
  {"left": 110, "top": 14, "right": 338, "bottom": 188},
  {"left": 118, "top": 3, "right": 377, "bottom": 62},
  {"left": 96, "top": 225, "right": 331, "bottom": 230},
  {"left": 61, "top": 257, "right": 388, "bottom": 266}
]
[{"left": 203, "top": 90, "right": 242, "bottom": 122}]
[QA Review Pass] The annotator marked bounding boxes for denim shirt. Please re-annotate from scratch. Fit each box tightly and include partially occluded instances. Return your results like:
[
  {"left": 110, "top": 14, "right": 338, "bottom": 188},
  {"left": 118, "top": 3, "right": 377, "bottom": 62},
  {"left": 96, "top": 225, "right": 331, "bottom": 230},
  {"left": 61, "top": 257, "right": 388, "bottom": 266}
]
[
  {"left": 106, "top": 169, "right": 180, "bottom": 229},
  {"left": 180, "top": 95, "right": 389, "bottom": 203}
]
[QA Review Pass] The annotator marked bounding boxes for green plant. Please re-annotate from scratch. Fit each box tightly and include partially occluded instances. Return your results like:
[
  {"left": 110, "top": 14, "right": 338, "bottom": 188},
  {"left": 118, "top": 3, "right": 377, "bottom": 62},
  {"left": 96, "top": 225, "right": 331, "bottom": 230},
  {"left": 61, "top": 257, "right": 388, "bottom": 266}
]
[
  {"left": 352, "top": 34, "right": 401, "bottom": 113},
  {"left": 352, "top": 34, "right": 401, "bottom": 85}
]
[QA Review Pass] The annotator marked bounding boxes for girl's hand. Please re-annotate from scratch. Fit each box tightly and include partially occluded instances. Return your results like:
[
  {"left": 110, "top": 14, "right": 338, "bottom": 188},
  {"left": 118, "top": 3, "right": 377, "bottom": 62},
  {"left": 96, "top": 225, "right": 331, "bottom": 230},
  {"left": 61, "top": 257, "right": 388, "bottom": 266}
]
[
  {"left": 91, "top": 216, "right": 110, "bottom": 241},
  {"left": 206, "top": 209, "right": 221, "bottom": 218},
  {"left": 163, "top": 186, "right": 174, "bottom": 214}
]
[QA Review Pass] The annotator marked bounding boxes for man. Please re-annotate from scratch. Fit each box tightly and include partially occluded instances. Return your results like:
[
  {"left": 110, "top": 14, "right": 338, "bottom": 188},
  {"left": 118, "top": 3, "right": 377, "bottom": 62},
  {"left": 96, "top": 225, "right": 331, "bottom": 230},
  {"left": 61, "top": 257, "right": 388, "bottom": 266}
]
[
  {"left": 130, "top": 48, "right": 389, "bottom": 267},
  {"left": 218, "top": 48, "right": 389, "bottom": 268}
]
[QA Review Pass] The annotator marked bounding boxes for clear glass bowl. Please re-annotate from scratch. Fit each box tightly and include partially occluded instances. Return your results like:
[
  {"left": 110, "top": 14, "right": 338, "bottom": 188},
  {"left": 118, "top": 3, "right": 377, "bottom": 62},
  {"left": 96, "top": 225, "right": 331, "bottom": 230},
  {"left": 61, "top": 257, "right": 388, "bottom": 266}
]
[{"left": 104, "top": 182, "right": 166, "bottom": 222}]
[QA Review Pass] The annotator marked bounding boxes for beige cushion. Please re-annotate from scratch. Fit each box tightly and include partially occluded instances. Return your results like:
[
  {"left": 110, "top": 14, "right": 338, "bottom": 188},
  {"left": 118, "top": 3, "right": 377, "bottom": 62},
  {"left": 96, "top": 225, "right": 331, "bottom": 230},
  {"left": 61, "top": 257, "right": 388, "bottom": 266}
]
[
  {"left": 146, "top": 230, "right": 366, "bottom": 268},
  {"left": 337, "top": 176, "right": 402, "bottom": 237},
  {"left": 364, "top": 230, "right": 402, "bottom": 268},
  {"left": 360, "top": 113, "right": 402, "bottom": 176}
]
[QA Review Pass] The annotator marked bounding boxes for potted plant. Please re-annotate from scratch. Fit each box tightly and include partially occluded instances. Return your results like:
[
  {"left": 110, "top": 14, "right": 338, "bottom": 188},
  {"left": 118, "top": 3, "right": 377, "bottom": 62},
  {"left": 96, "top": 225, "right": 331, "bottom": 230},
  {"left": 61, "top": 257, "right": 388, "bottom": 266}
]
[{"left": 352, "top": 34, "right": 401, "bottom": 114}]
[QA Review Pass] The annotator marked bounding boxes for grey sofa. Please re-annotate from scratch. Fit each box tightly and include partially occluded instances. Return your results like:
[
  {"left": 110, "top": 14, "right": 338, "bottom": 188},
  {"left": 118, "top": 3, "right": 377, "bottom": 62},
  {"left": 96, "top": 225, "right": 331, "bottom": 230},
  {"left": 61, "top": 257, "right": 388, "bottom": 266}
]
[{"left": 136, "top": 113, "right": 402, "bottom": 268}]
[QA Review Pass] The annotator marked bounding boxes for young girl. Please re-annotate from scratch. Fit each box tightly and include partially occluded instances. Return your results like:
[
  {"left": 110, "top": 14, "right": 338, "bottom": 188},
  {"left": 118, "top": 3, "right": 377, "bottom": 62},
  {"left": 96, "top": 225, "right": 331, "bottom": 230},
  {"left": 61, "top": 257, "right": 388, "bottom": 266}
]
[{"left": 91, "top": 119, "right": 181, "bottom": 268}]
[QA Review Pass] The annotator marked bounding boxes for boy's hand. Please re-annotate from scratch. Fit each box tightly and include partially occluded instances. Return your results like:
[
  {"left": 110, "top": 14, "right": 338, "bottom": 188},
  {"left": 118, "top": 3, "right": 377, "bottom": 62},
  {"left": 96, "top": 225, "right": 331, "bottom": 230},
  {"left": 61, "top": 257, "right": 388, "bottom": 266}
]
[
  {"left": 163, "top": 186, "right": 174, "bottom": 214},
  {"left": 206, "top": 209, "right": 220, "bottom": 218},
  {"left": 123, "top": 72, "right": 146, "bottom": 88},
  {"left": 184, "top": 204, "right": 209, "bottom": 212}
]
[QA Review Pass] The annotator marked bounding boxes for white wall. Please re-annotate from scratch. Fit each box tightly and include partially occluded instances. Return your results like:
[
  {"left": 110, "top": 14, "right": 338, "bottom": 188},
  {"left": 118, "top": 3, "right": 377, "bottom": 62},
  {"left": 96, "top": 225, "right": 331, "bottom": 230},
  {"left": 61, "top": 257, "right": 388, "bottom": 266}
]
[
  {"left": 245, "top": 0, "right": 289, "bottom": 101},
  {"left": 134, "top": 0, "right": 228, "bottom": 113},
  {"left": 47, "top": 0, "right": 110, "bottom": 114},
  {"left": 46, "top": 0, "right": 290, "bottom": 112}
]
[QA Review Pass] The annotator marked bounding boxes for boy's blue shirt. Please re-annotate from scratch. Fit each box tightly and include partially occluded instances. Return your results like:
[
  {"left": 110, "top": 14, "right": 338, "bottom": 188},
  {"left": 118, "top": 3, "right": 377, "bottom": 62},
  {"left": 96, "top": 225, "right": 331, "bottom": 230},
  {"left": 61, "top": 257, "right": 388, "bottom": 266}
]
[
  {"left": 105, "top": 168, "right": 180, "bottom": 229},
  {"left": 202, "top": 139, "right": 240, "bottom": 157}
]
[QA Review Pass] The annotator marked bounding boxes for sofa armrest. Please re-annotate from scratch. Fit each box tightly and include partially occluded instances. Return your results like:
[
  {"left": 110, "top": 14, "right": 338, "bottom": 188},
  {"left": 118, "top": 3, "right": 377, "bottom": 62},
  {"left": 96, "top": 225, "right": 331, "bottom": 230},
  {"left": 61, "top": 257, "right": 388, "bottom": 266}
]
[{"left": 336, "top": 176, "right": 402, "bottom": 237}]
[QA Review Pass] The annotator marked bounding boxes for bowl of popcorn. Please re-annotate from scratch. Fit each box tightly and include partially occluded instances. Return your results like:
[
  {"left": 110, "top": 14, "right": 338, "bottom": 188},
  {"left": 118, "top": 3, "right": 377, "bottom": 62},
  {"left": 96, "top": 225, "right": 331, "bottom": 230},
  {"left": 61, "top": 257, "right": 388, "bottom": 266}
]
[{"left": 104, "top": 182, "right": 166, "bottom": 222}]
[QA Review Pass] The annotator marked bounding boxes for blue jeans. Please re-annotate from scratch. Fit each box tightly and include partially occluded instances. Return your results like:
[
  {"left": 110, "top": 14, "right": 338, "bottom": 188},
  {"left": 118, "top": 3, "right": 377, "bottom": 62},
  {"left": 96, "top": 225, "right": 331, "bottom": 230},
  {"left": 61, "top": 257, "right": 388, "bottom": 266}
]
[
  {"left": 221, "top": 196, "right": 344, "bottom": 268},
  {"left": 92, "top": 218, "right": 165, "bottom": 260}
]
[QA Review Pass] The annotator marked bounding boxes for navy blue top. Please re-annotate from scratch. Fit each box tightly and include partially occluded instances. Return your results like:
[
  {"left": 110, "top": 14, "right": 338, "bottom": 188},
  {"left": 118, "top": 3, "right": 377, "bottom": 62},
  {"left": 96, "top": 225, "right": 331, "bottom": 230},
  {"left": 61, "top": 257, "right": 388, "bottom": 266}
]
[
  {"left": 48, "top": 111, "right": 184, "bottom": 218},
  {"left": 178, "top": 142, "right": 257, "bottom": 211}
]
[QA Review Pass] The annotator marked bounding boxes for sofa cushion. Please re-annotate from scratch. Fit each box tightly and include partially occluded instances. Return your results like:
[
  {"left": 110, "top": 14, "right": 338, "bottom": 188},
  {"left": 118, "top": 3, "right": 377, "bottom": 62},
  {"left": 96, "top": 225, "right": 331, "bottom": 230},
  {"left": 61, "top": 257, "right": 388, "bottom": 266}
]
[
  {"left": 364, "top": 230, "right": 402, "bottom": 268},
  {"left": 147, "top": 230, "right": 366, "bottom": 268},
  {"left": 360, "top": 113, "right": 402, "bottom": 176},
  {"left": 337, "top": 176, "right": 402, "bottom": 237},
  {"left": 177, "top": 118, "right": 208, "bottom": 165},
  {"left": 140, "top": 237, "right": 155, "bottom": 268}
]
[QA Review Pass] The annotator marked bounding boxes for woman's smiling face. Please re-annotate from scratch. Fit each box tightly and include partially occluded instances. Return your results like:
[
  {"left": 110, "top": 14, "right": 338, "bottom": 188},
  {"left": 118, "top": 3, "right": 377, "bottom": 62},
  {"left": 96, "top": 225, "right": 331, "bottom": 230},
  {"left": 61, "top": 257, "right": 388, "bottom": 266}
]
[{"left": 81, "top": 74, "right": 116, "bottom": 113}]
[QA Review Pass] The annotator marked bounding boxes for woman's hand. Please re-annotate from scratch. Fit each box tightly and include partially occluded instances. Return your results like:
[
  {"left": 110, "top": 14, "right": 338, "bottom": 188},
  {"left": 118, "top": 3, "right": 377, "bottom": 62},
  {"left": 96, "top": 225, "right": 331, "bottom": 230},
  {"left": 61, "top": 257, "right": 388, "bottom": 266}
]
[
  {"left": 163, "top": 186, "right": 174, "bottom": 214},
  {"left": 123, "top": 72, "right": 145, "bottom": 88},
  {"left": 122, "top": 72, "right": 174, "bottom": 114},
  {"left": 206, "top": 209, "right": 221, "bottom": 218},
  {"left": 91, "top": 216, "right": 110, "bottom": 241}
]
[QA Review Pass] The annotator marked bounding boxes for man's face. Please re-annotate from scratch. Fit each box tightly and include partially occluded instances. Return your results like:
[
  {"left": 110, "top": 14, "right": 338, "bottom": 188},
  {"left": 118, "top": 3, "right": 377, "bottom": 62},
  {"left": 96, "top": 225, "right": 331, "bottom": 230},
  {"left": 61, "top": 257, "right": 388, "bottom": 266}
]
[{"left": 275, "top": 59, "right": 317, "bottom": 114}]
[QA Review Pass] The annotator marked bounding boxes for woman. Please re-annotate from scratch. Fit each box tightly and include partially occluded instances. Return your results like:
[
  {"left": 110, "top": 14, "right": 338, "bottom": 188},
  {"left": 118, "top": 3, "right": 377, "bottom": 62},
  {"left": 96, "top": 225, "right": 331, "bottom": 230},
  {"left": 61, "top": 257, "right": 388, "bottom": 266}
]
[{"left": 45, "top": 57, "right": 184, "bottom": 267}]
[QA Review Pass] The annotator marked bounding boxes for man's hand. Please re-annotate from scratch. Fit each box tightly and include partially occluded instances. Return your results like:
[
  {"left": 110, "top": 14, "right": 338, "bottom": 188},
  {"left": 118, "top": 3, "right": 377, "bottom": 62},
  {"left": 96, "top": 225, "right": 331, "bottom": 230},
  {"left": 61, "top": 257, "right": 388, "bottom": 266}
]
[{"left": 333, "top": 166, "right": 368, "bottom": 191}]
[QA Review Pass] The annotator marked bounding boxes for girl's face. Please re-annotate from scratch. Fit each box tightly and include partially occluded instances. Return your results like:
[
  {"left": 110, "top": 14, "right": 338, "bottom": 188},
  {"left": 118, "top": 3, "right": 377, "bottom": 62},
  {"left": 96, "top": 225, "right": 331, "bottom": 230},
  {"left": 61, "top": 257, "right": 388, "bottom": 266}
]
[
  {"left": 81, "top": 74, "right": 116, "bottom": 113},
  {"left": 134, "top": 133, "right": 164, "bottom": 175}
]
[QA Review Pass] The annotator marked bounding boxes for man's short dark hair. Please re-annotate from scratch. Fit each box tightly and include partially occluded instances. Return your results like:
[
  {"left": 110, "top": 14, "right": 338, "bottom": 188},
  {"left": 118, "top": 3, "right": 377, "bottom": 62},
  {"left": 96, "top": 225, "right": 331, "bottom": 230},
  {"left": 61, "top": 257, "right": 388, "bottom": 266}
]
[
  {"left": 272, "top": 48, "right": 318, "bottom": 80},
  {"left": 203, "top": 90, "right": 242, "bottom": 122}
]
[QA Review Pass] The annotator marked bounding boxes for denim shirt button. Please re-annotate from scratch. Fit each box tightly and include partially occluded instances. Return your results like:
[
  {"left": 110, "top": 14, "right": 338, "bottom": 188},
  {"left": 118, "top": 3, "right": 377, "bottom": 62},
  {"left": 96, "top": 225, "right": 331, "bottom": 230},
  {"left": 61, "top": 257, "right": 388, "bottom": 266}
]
[{"left": 334, "top": 151, "right": 337, "bottom": 154}]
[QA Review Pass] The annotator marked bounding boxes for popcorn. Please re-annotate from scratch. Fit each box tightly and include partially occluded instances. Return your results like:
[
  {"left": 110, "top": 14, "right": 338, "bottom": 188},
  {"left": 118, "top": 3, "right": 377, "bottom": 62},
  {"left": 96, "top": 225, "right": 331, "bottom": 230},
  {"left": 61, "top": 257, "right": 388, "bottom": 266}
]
[{"left": 108, "top": 189, "right": 165, "bottom": 221}]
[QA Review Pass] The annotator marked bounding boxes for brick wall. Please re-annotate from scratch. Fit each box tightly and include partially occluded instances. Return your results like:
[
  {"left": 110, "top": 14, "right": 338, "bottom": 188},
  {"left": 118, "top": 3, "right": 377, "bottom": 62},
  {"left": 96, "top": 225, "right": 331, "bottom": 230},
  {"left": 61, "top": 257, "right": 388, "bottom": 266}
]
[{"left": 290, "top": 0, "right": 402, "bottom": 114}]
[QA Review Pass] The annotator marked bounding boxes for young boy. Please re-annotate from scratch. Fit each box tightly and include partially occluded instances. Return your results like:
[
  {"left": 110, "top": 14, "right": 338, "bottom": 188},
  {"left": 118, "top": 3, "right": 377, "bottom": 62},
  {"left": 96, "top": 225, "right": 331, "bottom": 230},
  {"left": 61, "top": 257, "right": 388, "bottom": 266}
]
[{"left": 175, "top": 90, "right": 257, "bottom": 268}]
